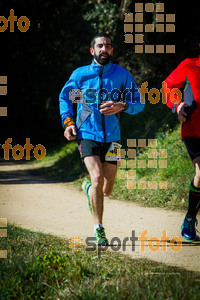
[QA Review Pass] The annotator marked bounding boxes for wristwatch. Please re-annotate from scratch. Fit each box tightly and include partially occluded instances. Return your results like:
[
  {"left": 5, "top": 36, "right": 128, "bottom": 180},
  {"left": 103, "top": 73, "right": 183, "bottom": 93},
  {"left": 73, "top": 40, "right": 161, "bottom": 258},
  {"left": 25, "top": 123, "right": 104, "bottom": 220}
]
[{"left": 122, "top": 101, "right": 129, "bottom": 110}]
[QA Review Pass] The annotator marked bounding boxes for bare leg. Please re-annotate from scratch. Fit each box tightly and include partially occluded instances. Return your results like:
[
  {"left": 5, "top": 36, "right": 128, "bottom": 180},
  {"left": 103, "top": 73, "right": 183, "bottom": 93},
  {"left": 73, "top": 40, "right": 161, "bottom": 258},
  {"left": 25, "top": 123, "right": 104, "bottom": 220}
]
[
  {"left": 102, "top": 162, "right": 117, "bottom": 196},
  {"left": 84, "top": 156, "right": 104, "bottom": 224}
]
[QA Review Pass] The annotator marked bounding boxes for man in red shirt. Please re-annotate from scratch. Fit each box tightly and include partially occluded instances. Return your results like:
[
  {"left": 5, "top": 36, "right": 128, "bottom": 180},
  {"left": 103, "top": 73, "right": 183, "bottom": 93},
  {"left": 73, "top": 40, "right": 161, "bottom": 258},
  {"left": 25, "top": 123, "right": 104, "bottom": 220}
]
[{"left": 165, "top": 56, "right": 200, "bottom": 241}]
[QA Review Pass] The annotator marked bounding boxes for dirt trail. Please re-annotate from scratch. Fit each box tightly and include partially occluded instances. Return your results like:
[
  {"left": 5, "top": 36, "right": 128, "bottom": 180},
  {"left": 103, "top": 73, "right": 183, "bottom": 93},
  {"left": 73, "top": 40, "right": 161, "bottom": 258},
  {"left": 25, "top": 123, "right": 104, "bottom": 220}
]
[{"left": 0, "top": 160, "right": 200, "bottom": 272}]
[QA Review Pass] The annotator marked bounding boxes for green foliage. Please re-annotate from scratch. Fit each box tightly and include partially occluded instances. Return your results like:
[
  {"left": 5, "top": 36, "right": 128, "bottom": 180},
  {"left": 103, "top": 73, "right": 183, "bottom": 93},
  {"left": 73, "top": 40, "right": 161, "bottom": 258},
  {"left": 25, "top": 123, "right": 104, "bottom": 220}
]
[
  {"left": 83, "top": 2, "right": 119, "bottom": 38},
  {"left": 112, "top": 124, "right": 193, "bottom": 210},
  {"left": 30, "top": 141, "right": 87, "bottom": 181},
  {"left": 1, "top": 225, "right": 200, "bottom": 299}
]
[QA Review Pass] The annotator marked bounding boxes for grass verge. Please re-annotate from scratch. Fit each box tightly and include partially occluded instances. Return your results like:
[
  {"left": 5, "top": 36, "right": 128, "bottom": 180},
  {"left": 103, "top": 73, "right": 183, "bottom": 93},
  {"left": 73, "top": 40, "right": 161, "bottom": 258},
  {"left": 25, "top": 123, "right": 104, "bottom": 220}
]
[
  {"left": 29, "top": 124, "right": 193, "bottom": 212},
  {"left": 0, "top": 224, "right": 200, "bottom": 299},
  {"left": 111, "top": 124, "right": 193, "bottom": 211}
]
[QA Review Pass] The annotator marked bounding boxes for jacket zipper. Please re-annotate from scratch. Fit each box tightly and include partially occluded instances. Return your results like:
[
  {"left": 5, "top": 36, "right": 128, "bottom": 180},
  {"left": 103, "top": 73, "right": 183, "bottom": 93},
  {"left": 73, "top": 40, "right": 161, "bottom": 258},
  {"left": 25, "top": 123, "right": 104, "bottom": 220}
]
[{"left": 99, "top": 66, "right": 106, "bottom": 143}]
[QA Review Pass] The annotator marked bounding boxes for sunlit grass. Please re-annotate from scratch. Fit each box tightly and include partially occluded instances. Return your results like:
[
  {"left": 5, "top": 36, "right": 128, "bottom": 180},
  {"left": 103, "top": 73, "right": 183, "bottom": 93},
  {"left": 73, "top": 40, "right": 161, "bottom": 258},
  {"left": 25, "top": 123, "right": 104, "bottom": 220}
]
[{"left": 0, "top": 225, "right": 200, "bottom": 299}]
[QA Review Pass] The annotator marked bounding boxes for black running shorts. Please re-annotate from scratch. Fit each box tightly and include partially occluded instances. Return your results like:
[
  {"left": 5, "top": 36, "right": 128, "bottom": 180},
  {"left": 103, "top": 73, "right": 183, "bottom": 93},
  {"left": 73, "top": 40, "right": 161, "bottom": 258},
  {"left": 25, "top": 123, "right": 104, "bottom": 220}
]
[
  {"left": 183, "top": 137, "right": 200, "bottom": 161},
  {"left": 78, "top": 139, "right": 118, "bottom": 165}
]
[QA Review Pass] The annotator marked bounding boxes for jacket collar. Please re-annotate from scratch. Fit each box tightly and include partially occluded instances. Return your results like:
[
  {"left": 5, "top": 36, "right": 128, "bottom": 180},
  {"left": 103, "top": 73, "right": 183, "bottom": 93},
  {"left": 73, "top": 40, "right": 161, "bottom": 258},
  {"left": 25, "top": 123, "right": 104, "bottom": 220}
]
[{"left": 90, "top": 59, "right": 112, "bottom": 75}]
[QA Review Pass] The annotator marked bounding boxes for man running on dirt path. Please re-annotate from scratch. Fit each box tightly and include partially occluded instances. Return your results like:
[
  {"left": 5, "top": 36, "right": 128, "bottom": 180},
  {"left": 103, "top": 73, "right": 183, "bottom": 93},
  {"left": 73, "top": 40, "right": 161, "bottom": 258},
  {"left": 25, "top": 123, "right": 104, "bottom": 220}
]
[
  {"left": 59, "top": 32, "right": 144, "bottom": 245},
  {"left": 164, "top": 55, "right": 200, "bottom": 241}
]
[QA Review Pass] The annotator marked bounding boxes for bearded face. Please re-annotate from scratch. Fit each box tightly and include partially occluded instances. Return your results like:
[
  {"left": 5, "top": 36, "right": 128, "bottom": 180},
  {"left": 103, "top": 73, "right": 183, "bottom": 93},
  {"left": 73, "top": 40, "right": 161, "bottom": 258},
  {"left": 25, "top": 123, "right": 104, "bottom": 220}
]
[
  {"left": 93, "top": 51, "right": 112, "bottom": 66},
  {"left": 90, "top": 37, "right": 113, "bottom": 66}
]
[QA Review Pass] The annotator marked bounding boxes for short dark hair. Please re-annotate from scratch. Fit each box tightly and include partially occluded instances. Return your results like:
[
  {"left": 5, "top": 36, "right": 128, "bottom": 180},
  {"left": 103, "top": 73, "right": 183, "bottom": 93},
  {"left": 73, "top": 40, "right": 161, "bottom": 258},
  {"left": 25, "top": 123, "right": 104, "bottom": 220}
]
[{"left": 90, "top": 32, "right": 112, "bottom": 48}]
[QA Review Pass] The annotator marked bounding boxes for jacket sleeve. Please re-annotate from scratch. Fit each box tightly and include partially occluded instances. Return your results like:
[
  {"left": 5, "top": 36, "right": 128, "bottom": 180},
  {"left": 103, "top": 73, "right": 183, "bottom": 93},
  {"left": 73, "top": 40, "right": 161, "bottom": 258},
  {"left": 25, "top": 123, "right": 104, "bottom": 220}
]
[
  {"left": 59, "top": 72, "right": 79, "bottom": 128},
  {"left": 164, "top": 60, "right": 186, "bottom": 110},
  {"left": 123, "top": 72, "right": 145, "bottom": 115}
]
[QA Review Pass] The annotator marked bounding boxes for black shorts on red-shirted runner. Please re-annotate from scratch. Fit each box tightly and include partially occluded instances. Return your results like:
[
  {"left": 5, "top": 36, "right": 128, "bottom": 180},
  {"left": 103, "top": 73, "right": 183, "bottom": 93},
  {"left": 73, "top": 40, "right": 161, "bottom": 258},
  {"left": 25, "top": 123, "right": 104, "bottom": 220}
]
[{"left": 183, "top": 137, "right": 200, "bottom": 161}]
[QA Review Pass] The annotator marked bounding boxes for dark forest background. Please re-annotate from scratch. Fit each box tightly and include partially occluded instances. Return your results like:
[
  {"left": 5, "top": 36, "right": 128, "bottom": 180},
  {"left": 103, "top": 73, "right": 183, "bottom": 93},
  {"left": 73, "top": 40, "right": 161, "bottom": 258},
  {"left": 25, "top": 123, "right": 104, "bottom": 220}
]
[{"left": 0, "top": 0, "right": 200, "bottom": 151}]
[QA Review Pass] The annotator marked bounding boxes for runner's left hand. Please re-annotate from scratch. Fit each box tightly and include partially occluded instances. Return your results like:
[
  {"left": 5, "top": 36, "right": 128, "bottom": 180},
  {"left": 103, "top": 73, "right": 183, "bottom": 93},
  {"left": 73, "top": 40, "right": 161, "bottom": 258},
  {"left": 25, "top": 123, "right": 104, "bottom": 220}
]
[{"left": 100, "top": 101, "right": 124, "bottom": 115}]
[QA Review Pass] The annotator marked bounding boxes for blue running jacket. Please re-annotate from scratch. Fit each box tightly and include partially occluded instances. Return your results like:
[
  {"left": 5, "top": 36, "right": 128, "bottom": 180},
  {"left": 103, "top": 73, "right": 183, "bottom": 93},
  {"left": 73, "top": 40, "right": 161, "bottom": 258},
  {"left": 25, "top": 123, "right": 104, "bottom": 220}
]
[{"left": 59, "top": 60, "right": 144, "bottom": 142}]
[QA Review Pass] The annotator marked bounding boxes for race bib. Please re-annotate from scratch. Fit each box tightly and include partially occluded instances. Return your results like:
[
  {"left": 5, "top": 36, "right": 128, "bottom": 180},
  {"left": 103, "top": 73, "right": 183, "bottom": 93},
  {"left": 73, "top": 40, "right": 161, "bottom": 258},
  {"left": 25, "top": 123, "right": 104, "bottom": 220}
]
[{"left": 105, "top": 142, "right": 122, "bottom": 161}]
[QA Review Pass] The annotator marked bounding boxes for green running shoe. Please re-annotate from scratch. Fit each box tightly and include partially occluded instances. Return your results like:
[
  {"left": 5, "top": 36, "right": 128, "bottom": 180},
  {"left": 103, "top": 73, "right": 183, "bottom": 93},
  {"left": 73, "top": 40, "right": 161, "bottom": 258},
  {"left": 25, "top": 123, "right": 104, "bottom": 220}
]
[
  {"left": 82, "top": 180, "right": 92, "bottom": 214},
  {"left": 94, "top": 226, "right": 108, "bottom": 246}
]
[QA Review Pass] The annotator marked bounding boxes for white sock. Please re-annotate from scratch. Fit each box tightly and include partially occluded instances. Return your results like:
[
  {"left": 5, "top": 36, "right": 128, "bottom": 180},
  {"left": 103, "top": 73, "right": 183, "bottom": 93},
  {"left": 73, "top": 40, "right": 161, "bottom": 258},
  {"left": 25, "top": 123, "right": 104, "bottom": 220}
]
[{"left": 94, "top": 223, "right": 103, "bottom": 232}]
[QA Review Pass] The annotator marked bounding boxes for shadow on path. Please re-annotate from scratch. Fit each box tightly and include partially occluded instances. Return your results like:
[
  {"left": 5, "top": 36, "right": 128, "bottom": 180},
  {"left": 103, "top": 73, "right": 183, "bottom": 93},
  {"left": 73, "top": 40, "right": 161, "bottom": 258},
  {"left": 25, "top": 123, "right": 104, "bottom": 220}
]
[{"left": 0, "top": 159, "right": 67, "bottom": 185}]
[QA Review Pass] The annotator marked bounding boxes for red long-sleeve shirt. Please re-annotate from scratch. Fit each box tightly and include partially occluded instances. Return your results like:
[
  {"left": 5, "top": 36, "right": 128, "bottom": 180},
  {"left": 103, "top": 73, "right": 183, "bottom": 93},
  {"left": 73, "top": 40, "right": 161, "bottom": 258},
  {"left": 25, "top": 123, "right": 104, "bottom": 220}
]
[{"left": 164, "top": 56, "right": 200, "bottom": 139}]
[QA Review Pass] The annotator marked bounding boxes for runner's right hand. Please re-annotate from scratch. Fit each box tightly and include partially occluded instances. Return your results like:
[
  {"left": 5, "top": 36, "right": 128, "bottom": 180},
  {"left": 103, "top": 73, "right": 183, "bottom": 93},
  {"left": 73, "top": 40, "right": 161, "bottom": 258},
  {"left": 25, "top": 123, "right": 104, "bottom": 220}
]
[
  {"left": 177, "top": 103, "right": 188, "bottom": 122},
  {"left": 64, "top": 125, "right": 77, "bottom": 141}
]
